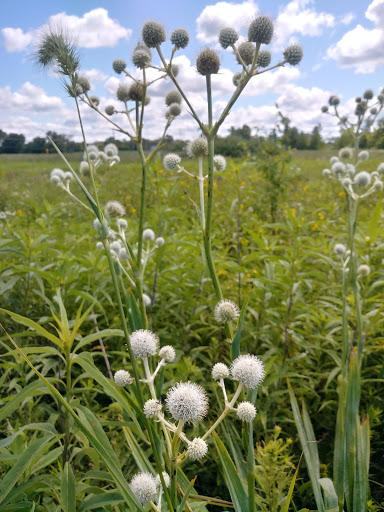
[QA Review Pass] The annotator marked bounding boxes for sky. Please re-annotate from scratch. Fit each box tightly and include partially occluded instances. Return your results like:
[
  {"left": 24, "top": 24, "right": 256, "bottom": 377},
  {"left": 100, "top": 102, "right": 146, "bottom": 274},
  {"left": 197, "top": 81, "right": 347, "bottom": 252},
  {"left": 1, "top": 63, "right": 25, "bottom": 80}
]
[{"left": 1, "top": 0, "right": 383, "bottom": 143}]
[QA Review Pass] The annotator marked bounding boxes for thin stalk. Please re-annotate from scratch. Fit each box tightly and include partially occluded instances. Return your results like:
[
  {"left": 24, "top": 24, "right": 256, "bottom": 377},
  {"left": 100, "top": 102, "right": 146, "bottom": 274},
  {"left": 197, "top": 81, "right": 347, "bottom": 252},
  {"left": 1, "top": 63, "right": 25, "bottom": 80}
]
[
  {"left": 198, "top": 157, "right": 205, "bottom": 227},
  {"left": 202, "top": 383, "right": 243, "bottom": 441},
  {"left": 91, "top": 311, "right": 113, "bottom": 380},
  {"left": 63, "top": 347, "right": 72, "bottom": 463},
  {"left": 170, "top": 420, "right": 184, "bottom": 507},
  {"left": 247, "top": 421, "right": 256, "bottom": 512}
]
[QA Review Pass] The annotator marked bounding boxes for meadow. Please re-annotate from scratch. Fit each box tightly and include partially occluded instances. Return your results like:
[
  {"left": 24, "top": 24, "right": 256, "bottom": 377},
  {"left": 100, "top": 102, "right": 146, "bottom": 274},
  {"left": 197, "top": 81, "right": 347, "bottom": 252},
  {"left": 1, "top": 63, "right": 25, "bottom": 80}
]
[{"left": 1, "top": 147, "right": 384, "bottom": 511}]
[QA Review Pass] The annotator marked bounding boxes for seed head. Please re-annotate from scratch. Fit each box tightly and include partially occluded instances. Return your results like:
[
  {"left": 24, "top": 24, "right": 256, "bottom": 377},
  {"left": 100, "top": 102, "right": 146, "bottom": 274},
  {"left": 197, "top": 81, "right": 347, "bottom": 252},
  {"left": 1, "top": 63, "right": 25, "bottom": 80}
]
[
  {"left": 168, "top": 103, "right": 182, "bottom": 117},
  {"left": 142, "top": 21, "right": 166, "bottom": 48},
  {"left": 334, "top": 243, "right": 346, "bottom": 255},
  {"left": 104, "top": 143, "right": 119, "bottom": 157},
  {"left": 212, "top": 362, "right": 230, "bottom": 380},
  {"left": 89, "top": 95, "right": 100, "bottom": 106},
  {"left": 329, "top": 95, "right": 340, "bottom": 106},
  {"left": 166, "top": 381, "right": 208, "bottom": 422},
  {"left": 330, "top": 156, "right": 339, "bottom": 165},
  {"left": 321, "top": 105, "right": 329, "bottom": 113},
  {"left": 50, "top": 175, "right": 61, "bottom": 185},
  {"left": 354, "top": 171, "right": 371, "bottom": 186},
  {"left": 214, "top": 299, "right": 240, "bottom": 323},
  {"left": 156, "top": 237, "right": 165, "bottom": 247},
  {"left": 186, "top": 137, "right": 208, "bottom": 158},
  {"left": 130, "top": 329, "right": 159, "bottom": 359},
  {"left": 248, "top": 16, "right": 274, "bottom": 44},
  {"left": 378, "top": 94, "right": 384, "bottom": 104},
  {"left": 127, "top": 82, "right": 145, "bottom": 102},
  {"left": 159, "top": 345, "right": 176, "bottom": 362},
  {"left": 373, "top": 180, "right": 383, "bottom": 191},
  {"left": 196, "top": 49, "right": 220, "bottom": 75},
  {"left": 332, "top": 162, "right": 345, "bottom": 175},
  {"left": 132, "top": 49, "right": 151, "bottom": 69},
  {"left": 51, "top": 168, "right": 66, "bottom": 180},
  {"left": 257, "top": 50, "right": 271, "bottom": 68},
  {"left": 322, "top": 169, "right": 331, "bottom": 177},
  {"left": 233, "top": 71, "right": 244, "bottom": 87},
  {"left": 358, "top": 150, "right": 369, "bottom": 161},
  {"left": 171, "top": 28, "right": 190, "bottom": 49},
  {"left": 80, "top": 161, "right": 90, "bottom": 176},
  {"left": 105, "top": 105, "right": 115, "bottom": 116},
  {"left": 358, "top": 264, "right": 371, "bottom": 276},
  {"left": 165, "top": 90, "right": 182, "bottom": 106},
  {"left": 143, "top": 399, "right": 162, "bottom": 418},
  {"left": 338, "top": 147, "right": 353, "bottom": 160},
  {"left": 370, "top": 107, "right": 378, "bottom": 115},
  {"left": 188, "top": 437, "right": 208, "bottom": 460},
  {"left": 114, "top": 369, "right": 133, "bottom": 387},
  {"left": 237, "top": 401, "right": 257, "bottom": 422},
  {"left": 163, "top": 153, "right": 181, "bottom": 171},
  {"left": 155, "top": 472, "right": 171, "bottom": 489},
  {"left": 377, "top": 163, "right": 384, "bottom": 174},
  {"left": 77, "top": 76, "right": 91, "bottom": 93},
  {"left": 231, "top": 354, "right": 265, "bottom": 389},
  {"left": 355, "top": 101, "right": 367, "bottom": 116},
  {"left": 283, "top": 44, "right": 303, "bottom": 66},
  {"left": 130, "top": 472, "right": 157, "bottom": 505},
  {"left": 119, "top": 248, "right": 129, "bottom": 260},
  {"left": 214, "top": 155, "right": 227, "bottom": 172},
  {"left": 219, "top": 27, "right": 239, "bottom": 49},
  {"left": 237, "top": 42, "right": 255, "bottom": 65},
  {"left": 143, "top": 228, "right": 155, "bottom": 240},
  {"left": 105, "top": 200, "right": 125, "bottom": 218},
  {"left": 116, "top": 85, "right": 130, "bottom": 102},
  {"left": 363, "top": 89, "right": 374, "bottom": 100},
  {"left": 112, "top": 59, "right": 127, "bottom": 74}
]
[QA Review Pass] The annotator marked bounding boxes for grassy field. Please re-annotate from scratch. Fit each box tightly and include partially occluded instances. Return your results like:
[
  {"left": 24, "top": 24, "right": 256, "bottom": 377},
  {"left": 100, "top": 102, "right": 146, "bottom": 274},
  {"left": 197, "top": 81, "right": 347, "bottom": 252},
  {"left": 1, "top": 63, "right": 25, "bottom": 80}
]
[{"left": 1, "top": 149, "right": 384, "bottom": 510}]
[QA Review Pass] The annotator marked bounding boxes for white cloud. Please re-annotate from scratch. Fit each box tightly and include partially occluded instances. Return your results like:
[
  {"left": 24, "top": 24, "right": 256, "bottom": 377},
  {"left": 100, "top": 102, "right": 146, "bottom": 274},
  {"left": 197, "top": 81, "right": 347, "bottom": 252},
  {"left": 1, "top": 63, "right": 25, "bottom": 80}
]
[
  {"left": 196, "top": 1, "right": 258, "bottom": 43},
  {"left": 0, "top": 82, "right": 66, "bottom": 115},
  {"left": 327, "top": 0, "right": 384, "bottom": 73},
  {"left": 83, "top": 69, "right": 109, "bottom": 86},
  {"left": 1, "top": 8, "right": 131, "bottom": 52},
  {"left": 340, "top": 13, "right": 355, "bottom": 25}
]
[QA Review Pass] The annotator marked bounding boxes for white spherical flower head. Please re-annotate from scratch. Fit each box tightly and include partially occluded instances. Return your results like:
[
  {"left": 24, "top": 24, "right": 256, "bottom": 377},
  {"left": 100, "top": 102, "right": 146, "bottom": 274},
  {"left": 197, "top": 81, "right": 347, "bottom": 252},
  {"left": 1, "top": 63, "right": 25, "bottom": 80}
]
[
  {"left": 96, "top": 241, "right": 104, "bottom": 249},
  {"left": 51, "top": 168, "right": 66, "bottom": 180},
  {"left": 118, "top": 248, "right": 129, "bottom": 260},
  {"left": 231, "top": 354, "right": 265, "bottom": 389},
  {"left": 358, "top": 264, "right": 371, "bottom": 277},
  {"left": 186, "top": 137, "right": 208, "bottom": 158},
  {"left": 332, "top": 162, "right": 345, "bottom": 175},
  {"left": 105, "top": 200, "right": 125, "bottom": 218},
  {"left": 155, "top": 472, "right": 171, "bottom": 489},
  {"left": 159, "top": 345, "right": 176, "bottom": 362},
  {"left": 188, "top": 437, "right": 208, "bottom": 460},
  {"left": 377, "top": 163, "right": 384, "bottom": 174},
  {"left": 110, "top": 240, "right": 122, "bottom": 252},
  {"left": 338, "top": 147, "right": 353, "bottom": 160},
  {"left": 143, "top": 399, "right": 162, "bottom": 418},
  {"left": 358, "top": 150, "right": 369, "bottom": 161},
  {"left": 213, "top": 155, "right": 227, "bottom": 172},
  {"left": 330, "top": 156, "right": 339, "bottom": 165},
  {"left": 50, "top": 175, "right": 61, "bottom": 185},
  {"left": 166, "top": 382, "right": 208, "bottom": 422},
  {"left": 114, "top": 369, "right": 133, "bottom": 387},
  {"left": 156, "top": 237, "right": 165, "bottom": 247},
  {"left": 143, "top": 228, "right": 155, "bottom": 240},
  {"left": 130, "top": 472, "right": 157, "bottom": 505},
  {"left": 214, "top": 300, "right": 240, "bottom": 323},
  {"left": 93, "top": 218, "right": 102, "bottom": 231},
  {"left": 237, "top": 401, "right": 257, "bottom": 422},
  {"left": 334, "top": 243, "right": 346, "bottom": 255},
  {"left": 163, "top": 153, "right": 181, "bottom": 171},
  {"left": 130, "top": 329, "right": 159, "bottom": 359},
  {"left": 212, "top": 362, "right": 230, "bottom": 380},
  {"left": 117, "top": 218, "right": 128, "bottom": 230},
  {"left": 142, "top": 293, "right": 151, "bottom": 307},
  {"left": 354, "top": 171, "right": 371, "bottom": 186}
]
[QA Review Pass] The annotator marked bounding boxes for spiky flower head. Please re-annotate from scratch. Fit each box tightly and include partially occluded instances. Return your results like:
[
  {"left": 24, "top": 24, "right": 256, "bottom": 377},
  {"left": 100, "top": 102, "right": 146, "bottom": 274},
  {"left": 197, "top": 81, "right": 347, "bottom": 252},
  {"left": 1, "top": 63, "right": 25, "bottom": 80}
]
[
  {"left": 237, "top": 42, "right": 255, "bottom": 65},
  {"left": 105, "top": 105, "right": 115, "bottom": 116},
  {"left": 338, "top": 147, "right": 353, "bottom": 160},
  {"left": 132, "top": 49, "right": 151, "bottom": 68},
  {"left": 50, "top": 175, "right": 61, "bottom": 185},
  {"left": 130, "top": 472, "right": 157, "bottom": 505},
  {"left": 156, "top": 237, "right": 165, "bottom": 247},
  {"left": 334, "top": 243, "right": 346, "bottom": 255},
  {"left": 358, "top": 264, "right": 371, "bottom": 276},
  {"left": 219, "top": 27, "right": 239, "bottom": 49},
  {"left": 212, "top": 362, "right": 230, "bottom": 380},
  {"left": 77, "top": 76, "right": 91, "bottom": 93},
  {"left": 188, "top": 437, "right": 208, "bottom": 460},
  {"left": 363, "top": 89, "right": 374, "bottom": 100},
  {"left": 79, "top": 161, "right": 90, "bottom": 176},
  {"left": 377, "top": 163, "right": 384, "bottom": 174},
  {"left": 171, "top": 64, "right": 179, "bottom": 77},
  {"left": 155, "top": 472, "right": 171, "bottom": 489},
  {"left": 373, "top": 180, "right": 383, "bottom": 191},
  {"left": 329, "top": 95, "right": 340, "bottom": 106},
  {"left": 171, "top": 28, "right": 190, "bottom": 49},
  {"left": 112, "top": 59, "right": 126, "bottom": 74},
  {"left": 143, "top": 399, "right": 162, "bottom": 418},
  {"left": 186, "top": 137, "right": 208, "bottom": 158},
  {"left": 283, "top": 44, "right": 303, "bottom": 66},
  {"left": 116, "top": 85, "right": 130, "bottom": 102},
  {"left": 166, "top": 382, "right": 208, "bottom": 422},
  {"left": 370, "top": 107, "right": 378, "bottom": 115},
  {"left": 163, "top": 153, "right": 181, "bottom": 171},
  {"left": 248, "top": 16, "right": 274, "bottom": 44},
  {"left": 257, "top": 50, "right": 271, "bottom": 68},
  {"left": 126, "top": 82, "right": 144, "bottom": 102},
  {"left": 130, "top": 329, "right": 159, "bottom": 359},
  {"left": 36, "top": 29, "right": 80, "bottom": 77},
  {"left": 355, "top": 101, "right": 367, "bottom": 116},
  {"left": 214, "top": 300, "right": 240, "bottom": 323},
  {"left": 159, "top": 345, "right": 176, "bottom": 362},
  {"left": 143, "top": 228, "right": 155, "bottom": 240},
  {"left": 214, "top": 155, "right": 227, "bottom": 172},
  {"left": 237, "top": 401, "right": 257, "bottom": 422},
  {"left": 233, "top": 71, "right": 243, "bottom": 87},
  {"left": 378, "top": 94, "right": 384, "bottom": 104},
  {"left": 354, "top": 171, "right": 371, "bottom": 186},
  {"left": 321, "top": 105, "right": 329, "bottom": 113},
  {"left": 89, "top": 95, "right": 100, "bottom": 106},
  {"left": 332, "top": 161, "right": 345, "bottom": 175},
  {"left": 92, "top": 217, "right": 101, "bottom": 231},
  {"left": 168, "top": 103, "right": 182, "bottom": 117},
  {"left": 196, "top": 49, "right": 220, "bottom": 75},
  {"left": 114, "top": 369, "right": 133, "bottom": 387},
  {"left": 105, "top": 200, "right": 125, "bottom": 218},
  {"left": 51, "top": 168, "right": 66, "bottom": 180},
  {"left": 142, "top": 21, "right": 166, "bottom": 48},
  {"left": 358, "top": 150, "right": 369, "bottom": 161},
  {"left": 165, "top": 90, "right": 182, "bottom": 106},
  {"left": 322, "top": 169, "right": 331, "bottom": 177},
  {"left": 118, "top": 248, "right": 129, "bottom": 260},
  {"left": 231, "top": 354, "right": 265, "bottom": 389},
  {"left": 330, "top": 156, "right": 339, "bottom": 165}
]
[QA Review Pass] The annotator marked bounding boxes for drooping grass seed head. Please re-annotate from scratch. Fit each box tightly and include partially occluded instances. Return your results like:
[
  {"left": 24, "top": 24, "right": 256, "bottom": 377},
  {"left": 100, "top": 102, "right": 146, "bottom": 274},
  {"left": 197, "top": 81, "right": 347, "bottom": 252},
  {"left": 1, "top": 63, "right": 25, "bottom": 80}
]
[
  {"left": 363, "top": 89, "right": 374, "bottom": 100},
  {"left": 188, "top": 437, "right": 208, "bottom": 460},
  {"left": 233, "top": 71, "right": 244, "bottom": 87},
  {"left": 186, "top": 137, "right": 208, "bottom": 158},
  {"left": 116, "top": 85, "right": 130, "bottom": 102},
  {"left": 129, "top": 329, "right": 159, "bottom": 359},
  {"left": 196, "top": 49, "right": 220, "bottom": 75},
  {"left": 114, "top": 369, "right": 133, "bottom": 386},
  {"left": 105, "top": 200, "right": 125, "bottom": 218},
  {"left": 219, "top": 27, "right": 239, "bottom": 49},
  {"left": 155, "top": 472, "right": 171, "bottom": 489},
  {"left": 143, "top": 228, "right": 155, "bottom": 240},
  {"left": 36, "top": 29, "right": 80, "bottom": 77},
  {"left": 248, "top": 16, "right": 274, "bottom": 44},
  {"left": 354, "top": 171, "right": 371, "bottom": 186},
  {"left": 171, "top": 28, "right": 190, "bottom": 49},
  {"left": 212, "top": 362, "right": 230, "bottom": 380},
  {"left": 237, "top": 401, "right": 257, "bottom": 422},
  {"left": 156, "top": 237, "right": 165, "bottom": 247},
  {"left": 237, "top": 42, "right": 255, "bottom": 65},
  {"left": 166, "top": 382, "right": 208, "bottom": 422},
  {"left": 257, "top": 50, "right": 271, "bottom": 68},
  {"left": 334, "top": 243, "right": 346, "bottom": 255},
  {"left": 159, "top": 345, "right": 176, "bottom": 362},
  {"left": 213, "top": 155, "right": 227, "bottom": 172},
  {"left": 214, "top": 299, "right": 240, "bottom": 323},
  {"left": 358, "top": 264, "right": 371, "bottom": 276},
  {"left": 165, "top": 90, "right": 182, "bottom": 106},
  {"left": 105, "top": 105, "right": 115, "bottom": 116},
  {"left": 163, "top": 153, "right": 181, "bottom": 170},
  {"left": 112, "top": 59, "right": 126, "bottom": 74},
  {"left": 329, "top": 95, "right": 340, "bottom": 106},
  {"left": 168, "top": 103, "right": 182, "bottom": 117},
  {"left": 89, "top": 95, "right": 100, "bottom": 106},
  {"left": 358, "top": 150, "right": 369, "bottom": 161},
  {"left": 338, "top": 147, "right": 353, "bottom": 160},
  {"left": 143, "top": 399, "right": 162, "bottom": 418},
  {"left": 132, "top": 48, "right": 151, "bottom": 69},
  {"left": 130, "top": 472, "right": 157, "bottom": 505},
  {"left": 283, "top": 44, "right": 303, "bottom": 65},
  {"left": 231, "top": 354, "right": 265, "bottom": 389},
  {"left": 142, "top": 21, "right": 166, "bottom": 48}
]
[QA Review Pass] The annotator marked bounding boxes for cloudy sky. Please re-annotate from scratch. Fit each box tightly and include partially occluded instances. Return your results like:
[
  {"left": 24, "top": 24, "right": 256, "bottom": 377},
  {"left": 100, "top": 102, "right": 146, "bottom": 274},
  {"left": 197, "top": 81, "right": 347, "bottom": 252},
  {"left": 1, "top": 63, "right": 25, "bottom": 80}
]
[{"left": 1, "top": 0, "right": 383, "bottom": 143}]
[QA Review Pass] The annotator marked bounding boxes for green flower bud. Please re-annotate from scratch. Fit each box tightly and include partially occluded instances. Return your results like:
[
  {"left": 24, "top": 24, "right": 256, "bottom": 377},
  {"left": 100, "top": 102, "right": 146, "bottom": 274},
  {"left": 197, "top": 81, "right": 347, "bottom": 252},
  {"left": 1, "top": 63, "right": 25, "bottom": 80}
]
[
  {"left": 168, "top": 103, "right": 181, "bottom": 116},
  {"left": 116, "top": 85, "right": 130, "bottom": 102},
  {"left": 196, "top": 48, "right": 220, "bottom": 75},
  {"left": 142, "top": 21, "right": 166, "bottom": 48},
  {"left": 132, "top": 49, "right": 151, "bottom": 68},
  {"left": 165, "top": 90, "right": 182, "bottom": 106},
  {"left": 329, "top": 95, "right": 340, "bottom": 106},
  {"left": 171, "top": 28, "right": 189, "bottom": 49},
  {"left": 283, "top": 44, "right": 303, "bottom": 65},
  {"left": 112, "top": 59, "right": 127, "bottom": 74},
  {"left": 89, "top": 95, "right": 99, "bottom": 107},
  {"left": 363, "top": 89, "right": 374, "bottom": 100},
  {"left": 105, "top": 105, "right": 115, "bottom": 115},
  {"left": 257, "top": 50, "right": 271, "bottom": 68},
  {"left": 219, "top": 27, "right": 239, "bottom": 49},
  {"left": 248, "top": 16, "right": 274, "bottom": 44},
  {"left": 237, "top": 42, "right": 255, "bottom": 65}
]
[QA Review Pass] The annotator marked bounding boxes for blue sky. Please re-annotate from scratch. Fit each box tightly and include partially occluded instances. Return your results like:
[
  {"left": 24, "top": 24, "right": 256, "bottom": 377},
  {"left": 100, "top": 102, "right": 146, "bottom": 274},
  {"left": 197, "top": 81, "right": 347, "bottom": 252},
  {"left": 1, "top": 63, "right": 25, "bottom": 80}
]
[{"left": 1, "top": 0, "right": 383, "bottom": 142}]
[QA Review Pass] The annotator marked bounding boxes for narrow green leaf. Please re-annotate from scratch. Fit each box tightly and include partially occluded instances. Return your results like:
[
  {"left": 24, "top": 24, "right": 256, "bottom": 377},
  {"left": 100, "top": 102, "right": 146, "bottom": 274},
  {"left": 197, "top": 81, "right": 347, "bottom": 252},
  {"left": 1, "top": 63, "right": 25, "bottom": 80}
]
[
  {"left": 177, "top": 476, "right": 197, "bottom": 512},
  {"left": 73, "top": 329, "right": 124, "bottom": 353},
  {"left": 61, "top": 462, "right": 76, "bottom": 512},
  {"left": 282, "top": 454, "right": 302, "bottom": 512},
  {"left": 0, "top": 423, "right": 57, "bottom": 449},
  {"left": 78, "top": 492, "right": 123, "bottom": 512},
  {"left": 0, "top": 380, "right": 54, "bottom": 422}
]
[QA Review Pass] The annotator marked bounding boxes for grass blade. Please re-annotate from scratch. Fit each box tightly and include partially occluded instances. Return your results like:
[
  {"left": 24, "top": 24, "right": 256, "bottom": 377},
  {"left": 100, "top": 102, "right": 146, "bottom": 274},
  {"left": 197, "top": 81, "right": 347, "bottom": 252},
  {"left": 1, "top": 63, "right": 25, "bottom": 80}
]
[{"left": 61, "top": 462, "right": 76, "bottom": 512}]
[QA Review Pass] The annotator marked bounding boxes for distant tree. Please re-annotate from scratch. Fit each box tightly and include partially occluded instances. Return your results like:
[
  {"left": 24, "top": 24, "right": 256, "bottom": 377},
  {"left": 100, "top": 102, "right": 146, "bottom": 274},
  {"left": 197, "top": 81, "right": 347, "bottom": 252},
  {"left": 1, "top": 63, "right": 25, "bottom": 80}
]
[
  {"left": 309, "top": 124, "right": 323, "bottom": 150},
  {"left": 230, "top": 124, "right": 252, "bottom": 140},
  {"left": 0, "top": 133, "right": 25, "bottom": 153},
  {"left": 24, "top": 136, "right": 47, "bottom": 153}
]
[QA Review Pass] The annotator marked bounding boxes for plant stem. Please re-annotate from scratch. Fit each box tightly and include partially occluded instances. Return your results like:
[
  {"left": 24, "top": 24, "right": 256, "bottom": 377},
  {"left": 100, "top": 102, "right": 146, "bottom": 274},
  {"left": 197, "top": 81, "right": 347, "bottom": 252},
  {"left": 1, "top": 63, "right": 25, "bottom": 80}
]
[
  {"left": 63, "top": 347, "right": 72, "bottom": 463},
  {"left": 202, "top": 383, "right": 243, "bottom": 440},
  {"left": 247, "top": 421, "right": 256, "bottom": 512},
  {"left": 198, "top": 157, "right": 205, "bottom": 227}
]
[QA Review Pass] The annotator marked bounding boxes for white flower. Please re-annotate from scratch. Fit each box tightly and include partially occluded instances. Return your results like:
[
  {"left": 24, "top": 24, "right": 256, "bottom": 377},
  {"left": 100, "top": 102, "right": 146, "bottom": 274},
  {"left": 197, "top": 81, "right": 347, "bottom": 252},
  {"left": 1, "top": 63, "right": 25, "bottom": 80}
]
[
  {"left": 163, "top": 153, "right": 181, "bottom": 171},
  {"left": 155, "top": 472, "right": 171, "bottom": 489},
  {"left": 188, "top": 437, "right": 208, "bottom": 460},
  {"left": 354, "top": 171, "right": 371, "bottom": 186},
  {"left": 130, "top": 472, "right": 157, "bottom": 504},
  {"left": 213, "top": 155, "right": 227, "bottom": 172},
  {"left": 236, "top": 401, "right": 257, "bottom": 422},
  {"left": 142, "top": 293, "right": 151, "bottom": 307},
  {"left": 230, "top": 354, "right": 265, "bottom": 389},
  {"left": 211, "top": 362, "right": 229, "bottom": 380},
  {"left": 114, "top": 369, "right": 133, "bottom": 387},
  {"left": 50, "top": 175, "right": 61, "bottom": 185},
  {"left": 357, "top": 264, "right": 371, "bottom": 276},
  {"left": 93, "top": 218, "right": 102, "bottom": 231},
  {"left": 143, "top": 228, "right": 155, "bottom": 240},
  {"left": 50, "top": 168, "right": 65, "bottom": 180},
  {"left": 105, "top": 200, "right": 125, "bottom": 218},
  {"left": 330, "top": 156, "right": 339, "bottom": 165},
  {"left": 96, "top": 241, "right": 104, "bottom": 249},
  {"left": 110, "top": 241, "right": 122, "bottom": 252},
  {"left": 156, "top": 237, "right": 165, "bottom": 247},
  {"left": 129, "top": 329, "right": 159, "bottom": 359},
  {"left": 322, "top": 169, "right": 331, "bottom": 178},
  {"left": 143, "top": 399, "right": 162, "bottom": 418},
  {"left": 214, "top": 300, "right": 240, "bottom": 323},
  {"left": 117, "top": 218, "right": 128, "bottom": 229},
  {"left": 358, "top": 150, "right": 369, "bottom": 161},
  {"left": 332, "top": 162, "right": 345, "bottom": 174},
  {"left": 118, "top": 248, "right": 129, "bottom": 260},
  {"left": 334, "top": 243, "right": 346, "bottom": 255},
  {"left": 166, "top": 382, "right": 208, "bottom": 422},
  {"left": 159, "top": 345, "right": 176, "bottom": 362}
]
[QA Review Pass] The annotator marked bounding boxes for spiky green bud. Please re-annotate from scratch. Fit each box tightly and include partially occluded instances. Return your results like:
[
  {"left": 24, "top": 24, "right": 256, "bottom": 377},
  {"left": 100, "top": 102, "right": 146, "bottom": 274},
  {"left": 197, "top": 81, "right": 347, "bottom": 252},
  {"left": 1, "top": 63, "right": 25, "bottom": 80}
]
[
  {"left": 196, "top": 48, "right": 220, "bottom": 75},
  {"left": 248, "top": 16, "right": 274, "bottom": 44},
  {"left": 283, "top": 44, "right": 303, "bottom": 65},
  {"left": 142, "top": 21, "right": 166, "bottom": 48},
  {"left": 165, "top": 90, "right": 182, "bottom": 106},
  {"left": 219, "top": 27, "right": 239, "bottom": 49},
  {"left": 171, "top": 28, "right": 189, "bottom": 49},
  {"left": 257, "top": 50, "right": 271, "bottom": 68},
  {"left": 112, "top": 59, "right": 127, "bottom": 74},
  {"left": 237, "top": 42, "right": 255, "bottom": 65}
]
